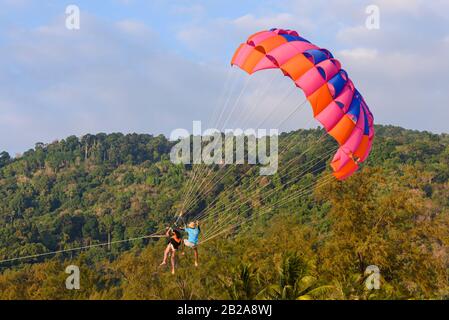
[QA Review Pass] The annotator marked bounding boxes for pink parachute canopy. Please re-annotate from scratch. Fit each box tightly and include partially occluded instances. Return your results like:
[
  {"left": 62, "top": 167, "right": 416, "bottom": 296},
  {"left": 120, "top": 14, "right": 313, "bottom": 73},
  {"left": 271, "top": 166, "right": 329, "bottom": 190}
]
[{"left": 231, "top": 28, "right": 374, "bottom": 180}]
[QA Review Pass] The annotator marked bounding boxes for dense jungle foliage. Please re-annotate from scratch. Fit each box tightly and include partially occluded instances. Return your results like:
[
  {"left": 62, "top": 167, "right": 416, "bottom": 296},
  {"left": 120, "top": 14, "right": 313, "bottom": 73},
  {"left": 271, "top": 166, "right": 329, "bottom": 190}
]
[{"left": 0, "top": 125, "right": 448, "bottom": 299}]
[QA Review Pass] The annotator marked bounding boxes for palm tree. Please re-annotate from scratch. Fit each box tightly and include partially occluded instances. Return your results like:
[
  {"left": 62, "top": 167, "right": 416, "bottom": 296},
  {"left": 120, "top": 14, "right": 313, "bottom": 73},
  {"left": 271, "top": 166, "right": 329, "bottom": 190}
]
[
  {"left": 220, "top": 264, "right": 259, "bottom": 300},
  {"left": 257, "top": 252, "right": 340, "bottom": 300}
]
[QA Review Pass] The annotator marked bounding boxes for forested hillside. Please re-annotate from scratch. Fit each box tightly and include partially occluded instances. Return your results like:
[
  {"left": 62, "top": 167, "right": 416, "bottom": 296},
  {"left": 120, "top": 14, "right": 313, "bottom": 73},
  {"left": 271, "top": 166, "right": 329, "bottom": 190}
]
[{"left": 0, "top": 125, "right": 448, "bottom": 300}]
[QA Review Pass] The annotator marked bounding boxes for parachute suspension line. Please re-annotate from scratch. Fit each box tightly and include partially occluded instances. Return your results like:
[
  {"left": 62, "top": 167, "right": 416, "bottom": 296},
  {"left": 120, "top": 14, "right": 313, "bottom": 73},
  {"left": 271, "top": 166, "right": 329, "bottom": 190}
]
[
  {"left": 232, "top": 174, "right": 334, "bottom": 234},
  {"left": 192, "top": 131, "right": 333, "bottom": 224},
  {"left": 219, "top": 76, "right": 251, "bottom": 133},
  {"left": 201, "top": 175, "right": 334, "bottom": 244},
  {"left": 195, "top": 135, "right": 336, "bottom": 228},
  {"left": 181, "top": 165, "right": 236, "bottom": 217},
  {"left": 200, "top": 182, "right": 318, "bottom": 245},
  {"left": 238, "top": 73, "right": 278, "bottom": 129},
  {"left": 197, "top": 144, "right": 332, "bottom": 236},
  {"left": 195, "top": 145, "right": 336, "bottom": 235},
  {"left": 179, "top": 72, "right": 250, "bottom": 217},
  {"left": 0, "top": 230, "right": 168, "bottom": 265},
  {"left": 180, "top": 163, "right": 213, "bottom": 217},
  {"left": 275, "top": 98, "right": 309, "bottom": 130},
  {"left": 182, "top": 80, "right": 333, "bottom": 225},
  {"left": 198, "top": 148, "right": 336, "bottom": 237},
  {"left": 199, "top": 173, "right": 320, "bottom": 240},
  {"left": 249, "top": 86, "right": 298, "bottom": 130},
  {"left": 182, "top": 131, "right": 306, "bottom": 220},
  {"left": 180, "top": 94, "right": 312, "bottom": 216},
  {"left": 181, "top": 82, "right": 305, "bottom": 216},
  {"left": 212, "top": 69, "right": 244, "bottom": 135},
  {"left": 193, "top": 142, "right": 334, "bottom": 226},
  {"left": 178, "top": 69, "right": 243, "bottom": 215},
  {"left": 180, "top": 96, "right": 304, "bottom": 215},
  {"left": 200, "top": 174, "right": 334, "bottom": 244},
  {"left": 174, "top": 210, "right": 187, "bottom": 228},
  {"left": 206, "top": 67, "right": 236, "bottom": 129},
  {"left": 182, "top": 68, "right": 317, "bottom": 219},
  {"left": 190, "top": 143, "right": 333, "bottom": 228},
  {"left": 239, "top": 73, "right": 283, "bottom": 128},
  {"left": 201, "top": 173, "right": 334, "bottom": 242},
  {"left": 174, "top": 214, "right": 187, "bottom": 229}
]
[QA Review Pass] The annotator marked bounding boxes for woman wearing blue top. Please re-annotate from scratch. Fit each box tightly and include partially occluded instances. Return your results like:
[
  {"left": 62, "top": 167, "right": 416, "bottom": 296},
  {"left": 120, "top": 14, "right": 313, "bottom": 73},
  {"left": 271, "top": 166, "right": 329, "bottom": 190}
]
[{"left": 181, "top": 221, "right": 201, "bottom": 267}]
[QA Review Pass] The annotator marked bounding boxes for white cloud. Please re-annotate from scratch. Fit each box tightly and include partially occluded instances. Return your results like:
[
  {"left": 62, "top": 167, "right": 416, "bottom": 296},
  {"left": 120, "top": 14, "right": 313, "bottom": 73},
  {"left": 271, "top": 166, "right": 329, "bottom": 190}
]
[
  {"left": 0, "top": 0, "right": 30, "bottom": 8},
  {"left": 231, "top": 13, "right": 296, "bottom": 32},
  {"left": 177, "top": 26, "right": 210, "bottom": 47},
  {"left": 115, "top": 19, "right": 153, "bottom": 36},
  {"left": 339, "top": 48, "right": 378, "bottom": 60},
  {"left": 444, "top": 35, "right": 449, "bottom": 44},
  {"left": 171, "top": 3, "right": 205, "bottom": 17},
  {"left": 374, "top": 0, "right": 422, "bottom": 14},
  {"left": 0, "top": 14, "right": 226, "bottom": 153}
]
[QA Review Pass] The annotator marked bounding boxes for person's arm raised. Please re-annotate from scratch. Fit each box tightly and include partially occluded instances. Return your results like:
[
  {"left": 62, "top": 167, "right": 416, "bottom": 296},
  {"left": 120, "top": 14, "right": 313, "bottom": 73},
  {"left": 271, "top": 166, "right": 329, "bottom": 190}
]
[{"left": 165, "top": 227, "right": 172, "bottom": 237}]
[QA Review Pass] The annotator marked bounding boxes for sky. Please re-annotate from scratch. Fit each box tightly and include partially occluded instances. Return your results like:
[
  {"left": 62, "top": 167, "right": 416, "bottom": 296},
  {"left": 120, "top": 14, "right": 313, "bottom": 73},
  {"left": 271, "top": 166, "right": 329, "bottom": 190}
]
[{"left": 0, "top": 0, "right": 448, "bottom": 154}]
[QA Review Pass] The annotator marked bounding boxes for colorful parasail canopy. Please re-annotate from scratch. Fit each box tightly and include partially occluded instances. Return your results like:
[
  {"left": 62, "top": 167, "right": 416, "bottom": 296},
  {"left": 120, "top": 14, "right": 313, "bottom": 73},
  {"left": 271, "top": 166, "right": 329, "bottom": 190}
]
[{"left": 231, "top": 28, "right": 374, "bottom": 180}]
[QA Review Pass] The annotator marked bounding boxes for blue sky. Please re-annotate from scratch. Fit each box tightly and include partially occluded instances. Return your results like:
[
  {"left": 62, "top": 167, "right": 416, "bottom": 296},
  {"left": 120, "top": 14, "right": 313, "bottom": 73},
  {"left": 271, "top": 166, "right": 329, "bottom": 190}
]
[{"left": 1, "top": 0, "right": 449, "bottom": 154}]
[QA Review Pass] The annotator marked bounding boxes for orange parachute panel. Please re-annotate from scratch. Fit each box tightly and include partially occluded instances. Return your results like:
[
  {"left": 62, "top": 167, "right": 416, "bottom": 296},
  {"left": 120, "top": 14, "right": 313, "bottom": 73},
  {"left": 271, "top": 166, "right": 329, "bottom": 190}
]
[
  {"left": 242, "top": 49, "right": 266, "bottom": 74},
  {"left": 308, "top": 84, "right": 333, "bottom": 117},
  {"left": 329, "top": 115, "right": 356, "bottom": 145},
  {"left": 280, "top": 54, "right": 314, "bottom": 81},
  {"left": 256, "top": 35, "right": 287, "bottom": 54}
]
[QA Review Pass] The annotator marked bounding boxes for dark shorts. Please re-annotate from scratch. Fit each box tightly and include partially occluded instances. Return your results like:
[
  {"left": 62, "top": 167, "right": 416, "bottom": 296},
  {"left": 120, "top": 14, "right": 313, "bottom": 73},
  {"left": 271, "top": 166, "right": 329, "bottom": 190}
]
[{"left": 169, "top": 238, "right": 182, "bottom": 250}]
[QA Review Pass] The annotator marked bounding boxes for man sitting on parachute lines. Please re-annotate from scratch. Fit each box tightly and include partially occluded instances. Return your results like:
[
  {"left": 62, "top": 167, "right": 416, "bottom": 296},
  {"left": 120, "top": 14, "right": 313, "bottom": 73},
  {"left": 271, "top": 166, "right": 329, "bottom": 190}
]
[{"left": 179, "top": 220, "right": 201, "bottom": 267}]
